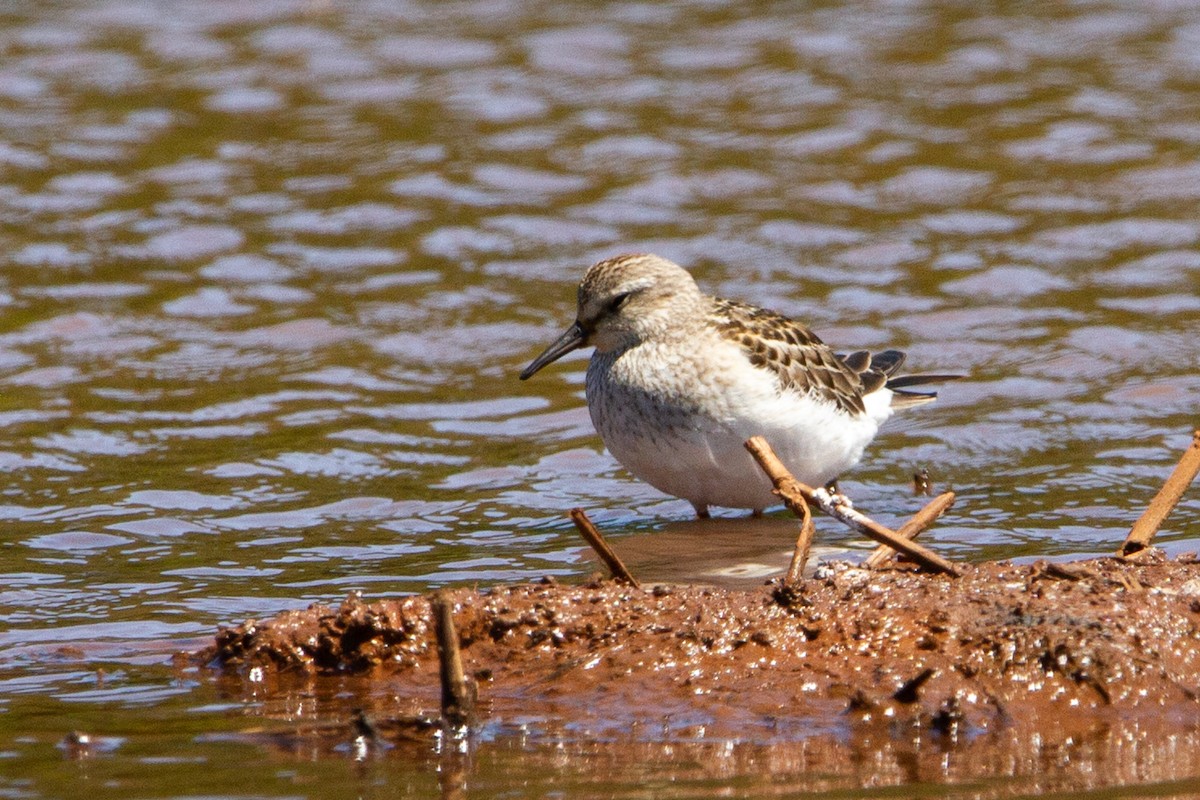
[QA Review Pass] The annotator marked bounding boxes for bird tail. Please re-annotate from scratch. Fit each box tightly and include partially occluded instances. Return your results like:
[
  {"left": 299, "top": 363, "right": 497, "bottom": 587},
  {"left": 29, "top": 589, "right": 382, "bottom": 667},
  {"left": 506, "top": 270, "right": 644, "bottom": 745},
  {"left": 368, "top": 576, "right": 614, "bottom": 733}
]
[
  {"left": 838, "top": 349, "right": 963, "bottom": 408},
  {"left": 886, "top": 372, "right": 964, "bottom": 408}
]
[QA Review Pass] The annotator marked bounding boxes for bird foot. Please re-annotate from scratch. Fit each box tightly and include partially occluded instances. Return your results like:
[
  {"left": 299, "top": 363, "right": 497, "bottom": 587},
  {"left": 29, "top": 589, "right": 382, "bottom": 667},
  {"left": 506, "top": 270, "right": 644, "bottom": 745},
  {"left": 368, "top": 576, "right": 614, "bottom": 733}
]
[{"left": 823, "top": 480, "right": 853, "bottom": 508}]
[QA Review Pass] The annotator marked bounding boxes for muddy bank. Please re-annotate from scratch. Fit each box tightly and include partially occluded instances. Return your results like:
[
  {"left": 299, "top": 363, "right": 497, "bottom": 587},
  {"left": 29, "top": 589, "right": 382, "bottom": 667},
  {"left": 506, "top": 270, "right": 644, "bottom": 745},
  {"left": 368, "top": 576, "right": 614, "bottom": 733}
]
[{"left": 202, "top": 551, "right": 1200, "bottom": 740}]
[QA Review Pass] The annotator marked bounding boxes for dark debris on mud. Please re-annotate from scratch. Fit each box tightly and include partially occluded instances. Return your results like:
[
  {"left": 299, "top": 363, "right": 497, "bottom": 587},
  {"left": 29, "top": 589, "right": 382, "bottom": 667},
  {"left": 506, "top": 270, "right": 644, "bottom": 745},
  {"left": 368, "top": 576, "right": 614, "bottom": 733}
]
[{"left": 201, "top": 551, "right": 1200, "bottom": 737}]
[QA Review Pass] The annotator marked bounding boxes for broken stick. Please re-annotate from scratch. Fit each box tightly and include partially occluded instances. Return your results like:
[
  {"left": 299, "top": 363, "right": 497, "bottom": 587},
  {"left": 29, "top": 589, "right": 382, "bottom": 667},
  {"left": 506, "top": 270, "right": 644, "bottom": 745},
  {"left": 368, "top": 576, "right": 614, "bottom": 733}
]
[
  {"left": 431, "top": 591, "right": 475, "bottom": 729},
  {"left": 744, "top": 436, "right": 961, "bottom": 577},
  {"left": 569, "top": 508, "right": 642, "bottom": 589},
  {"left": 864, "top": 491, "right": 956, "bottom": 569},
  {"left": 783, "top": 496, "right": 816, "bottom": 587},
  {"left": 1120, "top": 430, "right": 1200, "bottom": 557}
]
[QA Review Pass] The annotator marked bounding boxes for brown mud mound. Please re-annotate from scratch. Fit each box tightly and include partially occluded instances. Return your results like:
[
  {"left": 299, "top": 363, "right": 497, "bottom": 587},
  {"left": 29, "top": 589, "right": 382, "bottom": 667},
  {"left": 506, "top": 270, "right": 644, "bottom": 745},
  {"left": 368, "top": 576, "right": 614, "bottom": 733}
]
[{"left": 203, "top": 552, "right": 1200, "bottom": 738}]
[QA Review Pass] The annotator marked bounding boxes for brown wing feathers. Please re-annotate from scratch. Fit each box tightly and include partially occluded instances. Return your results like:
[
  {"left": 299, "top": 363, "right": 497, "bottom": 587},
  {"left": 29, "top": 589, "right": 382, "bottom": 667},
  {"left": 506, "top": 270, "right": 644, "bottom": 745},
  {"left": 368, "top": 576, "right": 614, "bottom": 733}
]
[
  {"left": 711, "top": 298, "right": 960, "bottom": 414},
  {"left": 711, "top": 299, "right": 868, "bottom": 415}
]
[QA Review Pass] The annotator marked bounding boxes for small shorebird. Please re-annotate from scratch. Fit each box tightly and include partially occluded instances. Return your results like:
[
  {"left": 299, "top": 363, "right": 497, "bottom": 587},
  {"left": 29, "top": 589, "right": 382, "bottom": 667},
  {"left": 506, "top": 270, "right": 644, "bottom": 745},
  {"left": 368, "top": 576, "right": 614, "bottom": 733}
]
[{"left": 520, "top": 254, "right": 956, "bottom": 518}]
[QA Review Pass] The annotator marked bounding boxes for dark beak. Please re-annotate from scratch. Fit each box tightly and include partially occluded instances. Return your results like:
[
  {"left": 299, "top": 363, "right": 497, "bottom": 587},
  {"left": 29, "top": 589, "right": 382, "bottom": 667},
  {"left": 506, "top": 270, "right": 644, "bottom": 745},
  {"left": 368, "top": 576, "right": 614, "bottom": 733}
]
[{"left": 519, "top": 321, "right": 587, "bottom": 380}]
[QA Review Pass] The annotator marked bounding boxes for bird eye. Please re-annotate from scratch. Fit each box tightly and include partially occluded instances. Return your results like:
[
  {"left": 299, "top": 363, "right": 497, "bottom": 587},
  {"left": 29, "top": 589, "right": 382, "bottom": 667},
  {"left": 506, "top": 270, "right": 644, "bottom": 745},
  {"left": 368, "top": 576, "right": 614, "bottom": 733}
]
[{"left": 607, "top": 291, "right": 632, "bottom": 312}]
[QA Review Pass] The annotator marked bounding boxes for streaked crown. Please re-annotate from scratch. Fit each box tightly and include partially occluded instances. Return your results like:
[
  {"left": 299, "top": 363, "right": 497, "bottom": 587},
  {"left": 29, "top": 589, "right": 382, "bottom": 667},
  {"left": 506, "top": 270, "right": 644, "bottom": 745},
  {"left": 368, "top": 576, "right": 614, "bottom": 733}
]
[{"left": 577, "top": 254, "right": 705, "bottom": 352}]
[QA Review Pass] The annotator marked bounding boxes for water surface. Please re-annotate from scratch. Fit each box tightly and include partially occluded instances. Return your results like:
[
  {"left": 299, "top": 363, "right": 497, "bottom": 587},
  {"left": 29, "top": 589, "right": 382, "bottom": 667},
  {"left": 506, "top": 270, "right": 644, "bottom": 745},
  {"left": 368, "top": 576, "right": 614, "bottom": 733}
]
[{"left": 2, "top": 1, "right": 1199, "bottom": 797}]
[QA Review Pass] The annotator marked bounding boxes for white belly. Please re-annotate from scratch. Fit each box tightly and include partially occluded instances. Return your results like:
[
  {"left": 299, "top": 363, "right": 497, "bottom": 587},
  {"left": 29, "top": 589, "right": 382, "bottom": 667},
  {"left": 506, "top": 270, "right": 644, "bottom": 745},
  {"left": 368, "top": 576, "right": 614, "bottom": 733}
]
[{"left": 586, "top": 340, "right": 891, "bottom": 512}]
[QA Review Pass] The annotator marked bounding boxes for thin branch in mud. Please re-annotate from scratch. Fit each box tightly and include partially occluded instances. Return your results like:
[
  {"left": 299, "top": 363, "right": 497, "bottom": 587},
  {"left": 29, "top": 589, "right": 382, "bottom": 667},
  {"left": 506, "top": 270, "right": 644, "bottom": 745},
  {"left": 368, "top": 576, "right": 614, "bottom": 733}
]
[
  {"left": 569, "top": 508, "right": 642, "bottom": 589},
  {"left": 893, "top": 667, "right": 937, "bottom": 704},
  {"left": 744, "top": 436, "right": 961, "bottom": 578},
  {"left": 431, "top": 591, "right": 475, "bottom": 729},
  {"left": 864, "top": 492, "right": 956, "bottom": 570},
  {"left": 783, "top": 498, "right": 815, "bottom": 587},
  {"left": 1032, "top": 560, "right": 1093, "bottom": 582},
  {"left": 1120, "top": 430, "right": 1200, "bottom": 557}
]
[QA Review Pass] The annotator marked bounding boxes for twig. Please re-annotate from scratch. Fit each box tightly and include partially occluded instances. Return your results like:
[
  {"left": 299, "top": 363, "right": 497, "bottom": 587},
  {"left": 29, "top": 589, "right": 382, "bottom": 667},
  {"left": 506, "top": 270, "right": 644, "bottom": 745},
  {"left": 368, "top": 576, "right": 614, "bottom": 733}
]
[
  {"left": 864, "top": 492, "right": 956, "bottom": 569},
  {"left": 893, "top": 667, "right": 937, "bottom": 704},
  {"left": 1033, "top": 560, "right": 1094, "bottom": 582},
  {"left": 783, "top": 498, "right": 815, "bottom": 587},
  {"left": 431, "top": 591, "right": 474, "bottom": 729},
  {"left": 569, "top": 508, "right": 642, "bottom": 589},
  {"left": 1120, "top": 430, "right": 1200, "bottom": 557},
  {"left": 744, "top": 436, "right": 961, "bottom": 577}
]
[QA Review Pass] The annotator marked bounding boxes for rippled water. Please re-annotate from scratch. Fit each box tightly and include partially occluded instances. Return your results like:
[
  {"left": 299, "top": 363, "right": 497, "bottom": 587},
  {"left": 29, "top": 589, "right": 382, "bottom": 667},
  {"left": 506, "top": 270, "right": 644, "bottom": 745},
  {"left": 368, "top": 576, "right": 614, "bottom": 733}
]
[{"left": 3, "top": 1, "right": 1200, "bottom": 797}]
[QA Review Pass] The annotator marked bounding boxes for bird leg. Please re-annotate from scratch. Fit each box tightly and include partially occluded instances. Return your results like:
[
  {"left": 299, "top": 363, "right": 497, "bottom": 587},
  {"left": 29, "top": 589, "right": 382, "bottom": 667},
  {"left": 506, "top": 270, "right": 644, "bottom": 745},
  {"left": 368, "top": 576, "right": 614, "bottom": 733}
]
[{"left": 824, "top": 479, "right": 853, "bottom": 508}]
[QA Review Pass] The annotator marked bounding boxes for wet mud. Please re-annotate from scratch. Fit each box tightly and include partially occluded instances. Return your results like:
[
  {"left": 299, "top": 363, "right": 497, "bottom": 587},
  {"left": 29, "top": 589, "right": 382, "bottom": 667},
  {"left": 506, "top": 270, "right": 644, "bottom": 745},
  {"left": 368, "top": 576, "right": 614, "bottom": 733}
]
[{"left": 202, "top": 550, "right": 1200, "bottom": 783}]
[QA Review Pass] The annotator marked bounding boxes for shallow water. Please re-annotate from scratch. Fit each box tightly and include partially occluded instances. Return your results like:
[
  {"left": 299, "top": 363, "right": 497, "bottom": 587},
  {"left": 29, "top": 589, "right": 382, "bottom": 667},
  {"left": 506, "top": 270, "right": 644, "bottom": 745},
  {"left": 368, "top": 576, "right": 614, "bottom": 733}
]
[{"left": 2, "top": 0, "right": 1199, "bottom": 797}]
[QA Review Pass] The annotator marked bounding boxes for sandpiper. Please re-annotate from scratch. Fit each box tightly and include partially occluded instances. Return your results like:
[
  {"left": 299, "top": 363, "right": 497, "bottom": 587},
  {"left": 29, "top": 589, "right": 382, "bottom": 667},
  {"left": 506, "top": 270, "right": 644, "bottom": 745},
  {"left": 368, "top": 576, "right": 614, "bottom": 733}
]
[{"left": 520, "top": 254, "right": 956, "bottom": 518}]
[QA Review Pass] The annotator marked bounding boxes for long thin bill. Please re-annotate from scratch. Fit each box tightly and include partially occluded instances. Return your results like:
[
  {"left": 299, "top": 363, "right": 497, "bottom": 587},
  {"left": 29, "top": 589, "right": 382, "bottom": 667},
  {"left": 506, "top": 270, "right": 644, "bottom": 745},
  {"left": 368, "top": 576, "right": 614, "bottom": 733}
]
[{"left": 519, "top": 322, "right": 586, "bottom": 380}]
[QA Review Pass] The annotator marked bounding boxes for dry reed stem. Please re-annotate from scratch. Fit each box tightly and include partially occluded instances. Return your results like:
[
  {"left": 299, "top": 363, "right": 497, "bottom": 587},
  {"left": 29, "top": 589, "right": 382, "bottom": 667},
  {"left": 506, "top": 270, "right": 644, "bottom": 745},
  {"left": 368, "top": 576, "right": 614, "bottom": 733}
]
[
  {"left": 1120, "top": 430, "right": 1200, "bottom": 557},
  {"left": 431, "top": 591, "right": 474, "bottom": 729},
  {"left": 744, "top": 436, "right": 961, "bottom": 577},
  {"left": 864, "top": 492, "right": 956, "bottom": 569},
  {"left": 569, "top": 508, "right": 642, "bottom": 589},
  {"left": 783, "top": 498, "right": 815, "bottom": 587}
]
